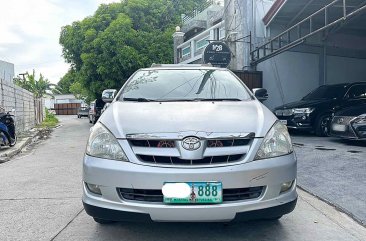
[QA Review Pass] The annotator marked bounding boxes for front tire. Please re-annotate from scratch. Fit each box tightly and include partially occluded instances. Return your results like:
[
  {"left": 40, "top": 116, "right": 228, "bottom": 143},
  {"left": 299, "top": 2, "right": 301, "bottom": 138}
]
[
  {"left": 93, "top": 217, "right": 114, "bottom": 224},
  {"left": 9, "top": 135, "right": 17, "bottom": 147},
  {"left": 89, "top": 115, "right": 92, "bottom": 124},
  {"left": 315, "top": 114, "right": 331, "bottom": 137}
]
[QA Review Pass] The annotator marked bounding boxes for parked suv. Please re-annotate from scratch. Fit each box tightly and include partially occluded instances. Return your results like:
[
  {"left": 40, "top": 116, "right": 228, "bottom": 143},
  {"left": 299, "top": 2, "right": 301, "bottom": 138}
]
[
  {"left": 82, "top": 64, "right": 297, "bottom": 224},
  {"left": 77, "top": 107, "right": 90, "bottom": 118},
  {"left": 274, "top": 82, "right": 366, "bottom": 136}
]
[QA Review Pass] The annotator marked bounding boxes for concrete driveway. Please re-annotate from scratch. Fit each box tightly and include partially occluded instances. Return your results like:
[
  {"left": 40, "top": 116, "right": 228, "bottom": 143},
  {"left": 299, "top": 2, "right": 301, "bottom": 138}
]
[
  {"left": 0, "top": 116, "right": 365, "bottom": 241},
  {"left": 292, "top": 132, "right": 366, "bottom": 226}
]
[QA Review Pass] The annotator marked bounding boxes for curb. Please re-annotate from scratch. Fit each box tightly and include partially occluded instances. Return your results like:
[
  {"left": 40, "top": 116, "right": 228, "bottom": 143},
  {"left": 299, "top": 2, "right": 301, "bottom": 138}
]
[
  {"left": 0, "top": 128, "right": 46, "bottom": 163},
  {"left": 297, "top": 185, "right": 366, "bottom": 227}
]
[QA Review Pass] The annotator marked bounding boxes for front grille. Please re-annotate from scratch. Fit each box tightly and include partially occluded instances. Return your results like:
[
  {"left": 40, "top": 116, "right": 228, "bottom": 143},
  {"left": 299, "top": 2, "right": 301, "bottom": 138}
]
[
  {"left": 333, "top": 116, "right": 354, "bottom": 125},
  {"left": 331, "top": 116, "right": 356, "bottom": 138},
  {"left": 137, "top": 154, "right": 244, "bottom": 165},
  {"left": 207, "top": 139, "right": 250, "bottom": 147},
  {"left": 118, "top": 186, "right": 264, "bottom": 203},
  {"left": 130, "top": 140, "right": 175, "bottom": 148},
  {"left": 130, "top": 139, "right": 250, "bottom": 148},
  {"left": 129, "top": 137, "right": 252, "bottom": 166}
]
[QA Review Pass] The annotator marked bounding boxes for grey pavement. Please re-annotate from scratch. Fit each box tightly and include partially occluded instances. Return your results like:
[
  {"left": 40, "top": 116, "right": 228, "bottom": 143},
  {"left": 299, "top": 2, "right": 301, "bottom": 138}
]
[
  {"left": 0, "top": 116, "right": 365, "bottom": 241},
  {"left": 292, "top": 133, "right": 366, "bottom": 226}
]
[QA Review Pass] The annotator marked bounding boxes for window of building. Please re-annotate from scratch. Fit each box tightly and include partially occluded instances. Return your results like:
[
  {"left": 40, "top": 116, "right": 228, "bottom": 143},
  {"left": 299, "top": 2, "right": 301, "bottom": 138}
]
[
  {"left": 182, "top": 46, "right": 191, "bottom": 57},
  {"left": 214, "top": 28, "right": 220, "bottom": 40},
  {"left": 219, "top": 27, "right": 225, "bottom": 40},
  {"left": 196, "top": 36, "right": 209, "bottom": 50}
]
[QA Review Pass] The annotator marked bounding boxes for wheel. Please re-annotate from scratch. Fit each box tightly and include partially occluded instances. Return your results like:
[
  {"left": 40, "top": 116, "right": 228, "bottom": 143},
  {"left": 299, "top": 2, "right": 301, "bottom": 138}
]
[
  {"left": 315, "top": 114, "right": 332, "bottom": 137},
  {"left": 93, "top": 217, "right": 114, "bottom": 224},
  {"left": 77, "top": 115, "right": 80, "bottom": 118},
  {"left": 89, "top": 115, "right": 92, "bottom": 124},
  {"left": 9, "top": 135, "right": 17, "bottom": 147},
  {"left": 92, "top": 116, "right": 97, "bottom": 124}
]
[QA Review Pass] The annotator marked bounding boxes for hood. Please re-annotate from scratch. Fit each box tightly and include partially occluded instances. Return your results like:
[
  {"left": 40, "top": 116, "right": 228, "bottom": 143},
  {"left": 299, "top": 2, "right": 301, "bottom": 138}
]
[
  {"left": 335, "top": 104, "right": 366, "bottom": 116},
  {"left": 99, "top": 100, "right": 277, "bottom": 139},
  {"left": 275, "top": 99, "right": 333, "bottom": 110}
]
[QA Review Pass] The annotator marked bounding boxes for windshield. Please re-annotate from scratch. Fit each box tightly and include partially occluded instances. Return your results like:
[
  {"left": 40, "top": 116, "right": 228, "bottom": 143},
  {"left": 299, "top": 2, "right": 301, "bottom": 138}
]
[
  {"left": 119, "top": 69, "right": 252, "bottom": 102},
  {"left": 302, "top": 85, "right": 347, "bottom": 100}
]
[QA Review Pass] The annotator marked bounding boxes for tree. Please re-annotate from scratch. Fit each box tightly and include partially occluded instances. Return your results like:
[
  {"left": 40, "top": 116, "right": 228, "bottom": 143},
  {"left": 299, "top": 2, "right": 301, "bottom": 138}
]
[
  {"left": 14, "top": 70, "right": 53, "bottom": 98},
  {"left": 59, "top": 0, "right": 208, "bottom": 100},
  {"left": 57, "top": 69, "right": 76, "bottom": 94}
]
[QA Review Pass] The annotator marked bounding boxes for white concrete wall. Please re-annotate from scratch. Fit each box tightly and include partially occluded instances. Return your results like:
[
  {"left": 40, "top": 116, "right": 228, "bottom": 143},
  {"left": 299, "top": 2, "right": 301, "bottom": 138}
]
[
  {"left": 327, "top": 56, "right": 366, "bottom": 84},
  {"left": 0, "top": 60, "right": 44, "bottom": 134},
  {"left": 257, "top": 51, "right": 320, "bottom": 110}
]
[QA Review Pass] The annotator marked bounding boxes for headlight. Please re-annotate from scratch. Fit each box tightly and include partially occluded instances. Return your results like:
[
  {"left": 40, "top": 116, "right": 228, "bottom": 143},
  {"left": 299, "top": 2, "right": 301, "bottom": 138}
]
[
  {"left": 352, "top": 114, "right": 366, "bottom": 124},
  {"left": 293, "top": 108, "right": 314, "bottom": 114},
  {"left": 86, "top": 123, "right": 128, "bottom": 161},
  {"left": 254, "top": 121, "right": 293, "bottom": 160}
]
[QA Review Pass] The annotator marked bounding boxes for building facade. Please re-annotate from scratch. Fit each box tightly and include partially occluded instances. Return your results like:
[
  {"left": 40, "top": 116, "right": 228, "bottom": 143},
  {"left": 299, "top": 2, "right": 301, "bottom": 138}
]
[{"left": 173, "top": 0, "right": 366, "bottom": 110}]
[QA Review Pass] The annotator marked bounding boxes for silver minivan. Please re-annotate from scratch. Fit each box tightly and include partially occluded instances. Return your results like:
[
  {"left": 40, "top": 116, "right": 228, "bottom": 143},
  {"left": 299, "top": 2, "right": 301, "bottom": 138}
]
[{"left": 83, "top": 64, "right": 297, "bottom": 224}]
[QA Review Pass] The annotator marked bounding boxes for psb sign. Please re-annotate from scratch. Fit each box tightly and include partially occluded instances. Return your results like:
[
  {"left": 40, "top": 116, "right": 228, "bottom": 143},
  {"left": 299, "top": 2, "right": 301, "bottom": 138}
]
[{"left": 203, "top": 41, "right": 231, "bottom": 68}]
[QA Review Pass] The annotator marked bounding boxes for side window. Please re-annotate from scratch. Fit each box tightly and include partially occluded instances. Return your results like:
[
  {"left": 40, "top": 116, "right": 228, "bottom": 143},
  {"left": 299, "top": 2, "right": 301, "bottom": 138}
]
[{"left": 346, "top": 85, "right": 366, "bottom": 99}]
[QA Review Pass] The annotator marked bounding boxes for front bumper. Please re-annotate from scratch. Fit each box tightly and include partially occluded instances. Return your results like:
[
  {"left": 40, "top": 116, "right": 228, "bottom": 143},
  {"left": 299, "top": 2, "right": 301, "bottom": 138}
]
[
  {"left": 84, "top": 198, "right": 297, "bottom": 222},
  {"left": 82, "top": 153, "right": 297, "bottom": 222},
  {"left": 276, "top": 115, "right": 313, "bottom": 131},
  {"left": 330, "top": 116, "right": 366, "bottom": 140}
]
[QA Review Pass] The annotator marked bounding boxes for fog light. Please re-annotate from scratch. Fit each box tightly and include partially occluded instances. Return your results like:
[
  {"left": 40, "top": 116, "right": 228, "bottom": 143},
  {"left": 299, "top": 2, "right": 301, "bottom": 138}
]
[
  {"left": 86, "top": 183, "right": 102, "bottom": 195},
  {"left": 280, "top": 181, "right": 294, "bottom": 193}
]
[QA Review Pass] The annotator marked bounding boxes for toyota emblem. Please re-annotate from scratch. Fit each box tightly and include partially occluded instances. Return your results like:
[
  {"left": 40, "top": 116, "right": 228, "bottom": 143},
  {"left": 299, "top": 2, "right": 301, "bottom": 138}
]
[{"left": 182, "top": 137, "right": 201, "bottom": 151}]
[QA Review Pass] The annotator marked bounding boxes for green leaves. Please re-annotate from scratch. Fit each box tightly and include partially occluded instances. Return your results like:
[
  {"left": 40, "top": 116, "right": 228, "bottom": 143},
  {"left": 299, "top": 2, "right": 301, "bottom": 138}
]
[
  {"left": 14, "top": 70, "right": 52, "bottom": 98},
  {"left": 59, "top": 0, "right": 208, "bottom": 100}
]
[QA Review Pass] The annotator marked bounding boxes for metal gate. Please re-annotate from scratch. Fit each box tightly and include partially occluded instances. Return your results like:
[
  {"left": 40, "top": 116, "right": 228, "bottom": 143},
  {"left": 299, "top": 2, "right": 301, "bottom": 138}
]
[
  {"left": 233, "top": 71, "right": 263, "bottom": 90},
  {"left": 54, "top": 103, "right": 81, "bottom": 115}
]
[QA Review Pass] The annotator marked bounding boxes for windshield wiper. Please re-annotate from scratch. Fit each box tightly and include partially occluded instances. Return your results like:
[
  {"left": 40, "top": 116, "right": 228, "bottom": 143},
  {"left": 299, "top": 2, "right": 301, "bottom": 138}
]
[
  {"left": 122, "top": 97, "right": 154, "bottom": 102},
  {"left": 148, "top": 98, "right": 243, "bottom": 102},
  {"left": 191, "top": 98, "right": 242, "bottom": 101}
]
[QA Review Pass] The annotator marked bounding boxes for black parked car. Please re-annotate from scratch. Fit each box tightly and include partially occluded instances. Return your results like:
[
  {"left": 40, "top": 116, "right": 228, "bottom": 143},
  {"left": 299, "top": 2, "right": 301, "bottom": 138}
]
[
  {"left": 274, "top": 82, "right": 366, "bottom": 136},
  {"left": 89, "top": 99, "right": 105, "bottom": 124},
  {"left": 330, "top": 104, "right": 366, "bottom": 140}
]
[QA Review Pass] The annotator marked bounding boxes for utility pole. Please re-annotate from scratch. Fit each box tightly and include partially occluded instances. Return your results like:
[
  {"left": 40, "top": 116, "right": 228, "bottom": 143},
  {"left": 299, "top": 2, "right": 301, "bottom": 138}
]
[
  {"left": 18, "top": 73, "right": 27, "bottom": 81},
  {"left": 240, "top": 0, "right": 254, "bottom": 71},
  {"left": 225, "top": 0, "right": 237, "bottom": 70}
]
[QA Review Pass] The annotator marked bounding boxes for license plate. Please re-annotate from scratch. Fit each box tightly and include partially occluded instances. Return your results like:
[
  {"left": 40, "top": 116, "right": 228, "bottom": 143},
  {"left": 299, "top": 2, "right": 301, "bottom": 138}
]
[
  {"left": 280, "top": 120, "right": 288, "bottom": 125},
  {"left": 332, "top": 124, "right": 347, "bottom": 132},
  {"left": 163, "top": 182, "right": 222, "bottom": 204}
]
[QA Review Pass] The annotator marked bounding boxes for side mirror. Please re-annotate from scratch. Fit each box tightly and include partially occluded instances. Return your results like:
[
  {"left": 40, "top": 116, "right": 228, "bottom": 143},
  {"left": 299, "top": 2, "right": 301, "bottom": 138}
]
[
  {"left": 253, "top": 88, "right": 268, "bottom": 102},
  {"left": 102, "top": 89, "right": 117, "bottom": 103}
]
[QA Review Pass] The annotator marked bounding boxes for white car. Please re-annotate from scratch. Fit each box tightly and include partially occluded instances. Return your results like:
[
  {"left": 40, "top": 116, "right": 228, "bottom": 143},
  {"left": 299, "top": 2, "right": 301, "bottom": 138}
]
[{"left": 83, "top": 64, "right": 297, "bottom": 224}]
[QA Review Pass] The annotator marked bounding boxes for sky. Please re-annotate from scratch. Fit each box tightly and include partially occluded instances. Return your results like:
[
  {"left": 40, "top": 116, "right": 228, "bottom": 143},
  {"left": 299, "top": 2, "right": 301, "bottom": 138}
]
[{"left": 0, "top": 0, "right": 120, "bottom": 84}]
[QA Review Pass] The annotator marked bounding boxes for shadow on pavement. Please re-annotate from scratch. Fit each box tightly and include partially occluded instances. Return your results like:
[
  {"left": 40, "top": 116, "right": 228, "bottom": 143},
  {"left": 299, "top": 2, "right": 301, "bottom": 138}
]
[{"left": 92, "top": 220, "right": 286, "bottom": 241}]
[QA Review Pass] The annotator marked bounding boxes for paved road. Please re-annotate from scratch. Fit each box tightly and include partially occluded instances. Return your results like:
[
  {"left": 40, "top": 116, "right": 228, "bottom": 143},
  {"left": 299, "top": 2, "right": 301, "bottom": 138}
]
[
  {"left": 292, "top": 133, "right": 366, "bottom": 226},
  {"left": 0, "top": 116, "right": 365, "bottom": 241}
]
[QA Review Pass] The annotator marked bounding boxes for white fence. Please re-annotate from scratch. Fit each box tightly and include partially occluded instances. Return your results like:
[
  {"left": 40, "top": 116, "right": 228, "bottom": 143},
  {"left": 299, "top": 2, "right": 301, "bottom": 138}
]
[{"left": 0, "top": 78, "right": 44, "bottom": 135}]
